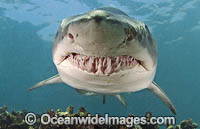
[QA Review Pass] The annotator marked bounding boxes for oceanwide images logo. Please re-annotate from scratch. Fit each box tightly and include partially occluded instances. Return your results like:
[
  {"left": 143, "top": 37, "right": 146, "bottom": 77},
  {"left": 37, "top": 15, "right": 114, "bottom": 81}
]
[{"left": 25, "top": 113, "right": 176, "bottom": 127}]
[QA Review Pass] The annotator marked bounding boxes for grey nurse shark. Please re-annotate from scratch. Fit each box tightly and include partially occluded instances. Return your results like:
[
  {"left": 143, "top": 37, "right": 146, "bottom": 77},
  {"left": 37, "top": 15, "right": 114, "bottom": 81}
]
[{"left": 29, "top": 7, "right": 176, "bottom": 114}]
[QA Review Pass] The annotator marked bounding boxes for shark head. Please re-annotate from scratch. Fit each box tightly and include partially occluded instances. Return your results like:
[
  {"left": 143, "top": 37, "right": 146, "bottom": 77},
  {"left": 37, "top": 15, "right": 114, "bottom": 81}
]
[
  {"left": 52, "top": 7, "right": 157, "bottom": 93},
  {"left": 30, "top": 7, "right": 176, "bottom": 115}
]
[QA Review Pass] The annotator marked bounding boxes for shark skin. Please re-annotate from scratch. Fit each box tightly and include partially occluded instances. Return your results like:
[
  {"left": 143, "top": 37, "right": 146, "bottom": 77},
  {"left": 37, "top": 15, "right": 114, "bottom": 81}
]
[{"left": 29, "top": 7, "right": 176, "bottom": 115}]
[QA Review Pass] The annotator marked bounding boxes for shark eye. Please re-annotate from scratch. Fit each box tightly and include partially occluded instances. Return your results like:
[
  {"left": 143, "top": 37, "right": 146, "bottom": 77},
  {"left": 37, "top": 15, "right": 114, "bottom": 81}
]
[
  {"left": 68, "top": 33, "right": 74, "bottom": 40},
  {"left": 127, "top": 35, "right": 133, "bottom": 41}
]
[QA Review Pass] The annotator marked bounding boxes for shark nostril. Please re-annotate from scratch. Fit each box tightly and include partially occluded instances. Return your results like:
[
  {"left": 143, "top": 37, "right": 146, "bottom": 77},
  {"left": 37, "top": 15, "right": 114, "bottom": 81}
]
[
  {"left": 93, "top": 16, "right": 103, "bottom": 23},
  {"left": 68, "top": 33, "right": 74, "bottom": 40}
]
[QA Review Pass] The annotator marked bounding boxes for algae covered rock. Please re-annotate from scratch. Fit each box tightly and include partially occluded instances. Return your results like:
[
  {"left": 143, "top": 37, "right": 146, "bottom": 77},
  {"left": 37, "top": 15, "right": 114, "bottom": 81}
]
[
  {"left": 167, "top": 118, "right": 198, "bottom": 129},
  {"left": 180, "top": 118, "right": 198, "bottom": 129},
  {"left": 140, "top": 112, "right": 159, "bottom": 129},
  {"left": 0, "top": 106, "right": 28, "bottom": 129},
  {"left": 77, "top": 106, "right": 89, "bottom": 117},
  {"left": 0, "top": 105, "right": 198, "bottom": 129}
]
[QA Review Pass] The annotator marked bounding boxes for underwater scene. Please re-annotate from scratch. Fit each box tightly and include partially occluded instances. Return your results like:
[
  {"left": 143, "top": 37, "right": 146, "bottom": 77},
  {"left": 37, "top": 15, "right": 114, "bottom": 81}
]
[{"left": 0, "top": 0, "right": 199, "bottom": 128}]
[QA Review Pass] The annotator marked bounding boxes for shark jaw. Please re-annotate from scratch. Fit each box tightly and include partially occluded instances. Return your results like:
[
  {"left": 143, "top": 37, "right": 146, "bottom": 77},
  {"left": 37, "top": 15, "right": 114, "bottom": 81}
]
[
  {"left": 59, "top": 52, "right": 147, "bottom": 76},
  {"left": 55, "top": 51, "right": 156, "bottom": 94}
]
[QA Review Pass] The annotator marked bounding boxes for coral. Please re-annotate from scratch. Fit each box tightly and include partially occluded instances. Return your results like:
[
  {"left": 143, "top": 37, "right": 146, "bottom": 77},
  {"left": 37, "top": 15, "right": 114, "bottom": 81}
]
[
  {"left": 180, "top": 119, "right": 198, "bottom": 129},
  {"left": 140, "top": 112, "right": 159, "bottom": 129},
  {"left": 0, "top": 106, "right": 198, "bottom": 129},
  {"left": 167, "top": 118, "right": 198, "bottom": 129},
  {"left": 0, "top": 106, "right": 28, "bottom": 129}
]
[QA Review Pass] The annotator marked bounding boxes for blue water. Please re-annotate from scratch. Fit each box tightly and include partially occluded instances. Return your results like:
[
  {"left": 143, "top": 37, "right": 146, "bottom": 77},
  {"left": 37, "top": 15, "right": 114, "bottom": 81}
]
[{"left": 0, "top": 0, "right": 200, "bottom": 127}]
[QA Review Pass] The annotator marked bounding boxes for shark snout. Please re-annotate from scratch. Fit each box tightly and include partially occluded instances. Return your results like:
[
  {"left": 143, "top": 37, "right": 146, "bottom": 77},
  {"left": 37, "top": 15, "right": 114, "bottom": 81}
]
[{"left": 66, "top": 17, "right": 126, "bottom": 54}]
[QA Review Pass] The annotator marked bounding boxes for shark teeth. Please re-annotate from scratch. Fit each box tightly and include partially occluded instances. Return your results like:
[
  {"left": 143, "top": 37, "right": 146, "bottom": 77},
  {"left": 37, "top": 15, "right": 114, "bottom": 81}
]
[{"left": 67, "top": 53, "right": 139, "bottom": 75}]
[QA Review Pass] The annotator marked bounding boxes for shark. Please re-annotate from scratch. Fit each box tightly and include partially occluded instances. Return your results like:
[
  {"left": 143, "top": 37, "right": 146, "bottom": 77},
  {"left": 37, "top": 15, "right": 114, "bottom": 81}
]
[{"left": 29, "top": 7, "right": 176, "bottom": 115}]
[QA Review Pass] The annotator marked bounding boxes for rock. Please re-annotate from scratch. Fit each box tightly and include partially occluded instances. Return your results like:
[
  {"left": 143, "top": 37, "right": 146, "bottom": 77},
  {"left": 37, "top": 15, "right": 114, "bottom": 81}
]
[
  {"left": 0, "top": 106, "right": 7, "bottom": 113},
  {"left": 0, "top": 105, "right": 198, "bottom": 129}
]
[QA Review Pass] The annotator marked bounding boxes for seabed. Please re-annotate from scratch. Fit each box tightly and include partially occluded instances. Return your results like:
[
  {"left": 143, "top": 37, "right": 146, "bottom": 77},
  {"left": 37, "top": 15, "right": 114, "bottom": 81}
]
[{"left": 0, "top": 106, "right": 198, "bottom": 129}]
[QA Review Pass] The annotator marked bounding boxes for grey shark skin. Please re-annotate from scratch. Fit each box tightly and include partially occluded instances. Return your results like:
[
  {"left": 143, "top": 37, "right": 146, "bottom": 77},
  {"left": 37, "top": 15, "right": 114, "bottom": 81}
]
[{"left": 30, "top": 7, "right": 176, "bottom": 115}]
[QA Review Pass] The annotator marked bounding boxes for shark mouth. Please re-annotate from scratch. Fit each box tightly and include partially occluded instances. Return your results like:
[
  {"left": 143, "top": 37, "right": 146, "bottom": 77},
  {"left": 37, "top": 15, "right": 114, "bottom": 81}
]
[{"left": 62, "top": 53, "right": 143, "bottom": 75}]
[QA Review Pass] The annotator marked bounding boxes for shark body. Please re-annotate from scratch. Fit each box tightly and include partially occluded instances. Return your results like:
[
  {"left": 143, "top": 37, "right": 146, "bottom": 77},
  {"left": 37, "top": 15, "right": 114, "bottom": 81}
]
[{"left": 30, "top": 7, "right": 176, "bottom": 114}]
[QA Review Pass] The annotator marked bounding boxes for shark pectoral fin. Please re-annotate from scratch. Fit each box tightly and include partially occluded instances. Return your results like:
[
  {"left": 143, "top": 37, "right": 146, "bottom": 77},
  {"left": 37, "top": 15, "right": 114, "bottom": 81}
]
[
  {"left": 29, "top": 74, "right": 62, "bottom": 91},
  {"left": 114, "top": 94, "right": 127, "bottom": 107},
  {"left": 147, "top": 81, "right": 176, "bottom": 115}
]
